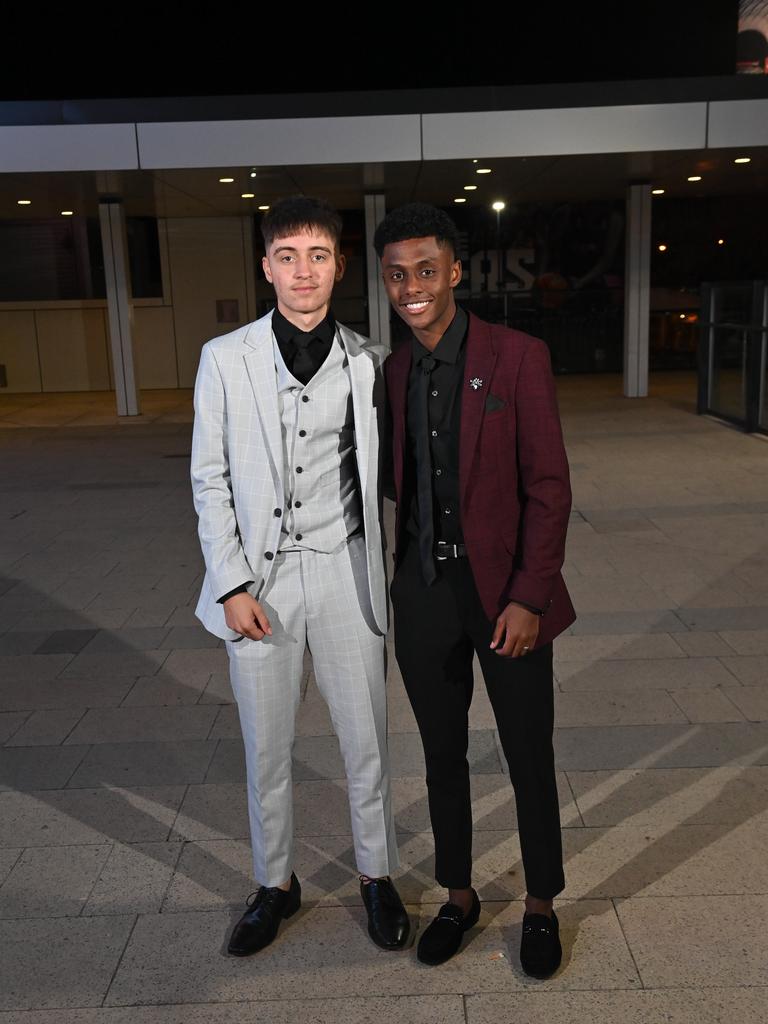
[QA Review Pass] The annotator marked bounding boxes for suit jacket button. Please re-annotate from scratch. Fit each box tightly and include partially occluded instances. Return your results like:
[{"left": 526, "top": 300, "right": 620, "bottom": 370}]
[
  {"left": 294, "top": 500, "right": 302, "bottom": 508},
  {"left": 273, "top": 508, "right": 282, "bottom": 517},
  {"left": 295, "top": 533, "right": 303, "bottom": 541},
  {"left": 301, "top": 395, "right": 310, "bottom": 403},
  {"left": 296, "top": 466, "right": 303, "bottom": 473},
  {"left": 264, "top": 551, "right": 274, "bottom": 560}
]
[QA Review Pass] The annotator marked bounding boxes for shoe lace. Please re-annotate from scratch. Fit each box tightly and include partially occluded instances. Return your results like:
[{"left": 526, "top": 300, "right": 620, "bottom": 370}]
[{"left": 245, "top": 885, "right": 284, "bottom": 909}]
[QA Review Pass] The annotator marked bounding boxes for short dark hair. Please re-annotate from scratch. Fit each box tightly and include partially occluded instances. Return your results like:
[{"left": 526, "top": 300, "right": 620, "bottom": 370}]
[
  {"left": 261, "top": 195, "right": 343, "bottom": 250},
  {"left": 373, "top": 202, "right": 459, "bottom": 259}
]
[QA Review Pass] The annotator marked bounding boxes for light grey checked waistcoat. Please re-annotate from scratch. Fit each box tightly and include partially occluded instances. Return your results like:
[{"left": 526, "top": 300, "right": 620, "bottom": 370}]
[{"left": 274, "top": 332, "right": 362, "bottom": 553}]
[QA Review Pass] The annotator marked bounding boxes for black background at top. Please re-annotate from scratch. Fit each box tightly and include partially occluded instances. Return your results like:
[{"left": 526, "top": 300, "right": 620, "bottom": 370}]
[{"left": 4, "top": 2, "right": 740, "bottom": 102}]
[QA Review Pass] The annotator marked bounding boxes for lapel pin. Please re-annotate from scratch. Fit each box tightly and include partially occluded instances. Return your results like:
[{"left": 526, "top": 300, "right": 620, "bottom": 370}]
[{"left": 469, "top": 377, "right": 484, "bottom": 391}]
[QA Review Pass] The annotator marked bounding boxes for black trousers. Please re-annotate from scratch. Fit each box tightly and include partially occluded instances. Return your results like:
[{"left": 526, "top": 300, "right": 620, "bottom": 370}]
[{"left": 391, "top": 539, "right": 565, "bottom": 899}]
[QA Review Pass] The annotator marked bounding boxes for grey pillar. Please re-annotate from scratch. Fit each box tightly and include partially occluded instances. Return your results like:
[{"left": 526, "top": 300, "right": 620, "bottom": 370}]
[
  {"left": 623, "top": 183, "right": 651, "bottom": 398},
  {"left": 364, "top": 193, "right": 391, "bottom": 350},
  {"left": 99, "top": 197, "right": 139, "bottom": 416}
]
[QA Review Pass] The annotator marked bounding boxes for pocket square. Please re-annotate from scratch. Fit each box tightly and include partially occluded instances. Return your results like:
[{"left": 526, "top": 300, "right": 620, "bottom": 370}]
[{"left": 484, "top": 393, "right": 506, "bottom": 413}]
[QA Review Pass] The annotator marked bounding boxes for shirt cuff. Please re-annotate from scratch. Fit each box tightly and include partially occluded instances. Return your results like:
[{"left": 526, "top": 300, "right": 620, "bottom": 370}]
[{"left": 217, "top": 582, "right": 252, "bottom": 604}]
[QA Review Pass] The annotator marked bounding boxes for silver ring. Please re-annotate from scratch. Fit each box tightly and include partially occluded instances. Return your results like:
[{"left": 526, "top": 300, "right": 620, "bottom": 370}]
[{"left": 522, "top": 645, "right": 530, "bottom": 651}]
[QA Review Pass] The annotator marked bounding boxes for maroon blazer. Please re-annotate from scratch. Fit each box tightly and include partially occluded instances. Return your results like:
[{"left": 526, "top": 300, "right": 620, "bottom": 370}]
[{"left": 386, "top": 311, "right": 576, "bottom": 648}]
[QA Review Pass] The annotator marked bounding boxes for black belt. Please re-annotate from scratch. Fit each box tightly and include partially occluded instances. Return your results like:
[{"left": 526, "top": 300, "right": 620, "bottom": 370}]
[{"left": 435, "top": 541, "right": 467, "bottom": 560}]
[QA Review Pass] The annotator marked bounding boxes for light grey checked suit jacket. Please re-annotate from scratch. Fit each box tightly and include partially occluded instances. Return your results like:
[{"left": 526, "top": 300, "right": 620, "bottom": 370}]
[{"left": 191, "top": 310, "right": 390, "bottom": 641}]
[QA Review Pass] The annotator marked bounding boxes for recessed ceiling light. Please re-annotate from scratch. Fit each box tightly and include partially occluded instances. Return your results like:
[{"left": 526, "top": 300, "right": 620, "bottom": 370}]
[
  {"left": 492, "top": 201, "right": 506, "bottom": 211},
  {"left": 687, "top": 175, "right": 702, "bottom": 182},
  {"left": 463, "top": 184, "right": 478, "bottom": 191},
  {"left": 679, "top": 314, "right": 686, "bottom": 319},
  {"left": 454, "top": 197, "right": 467, "bottom": 203},
  {"left": 219, "top": 177, "right": 234, "bottom": 183},
  {"left": 718, "top": 238, "right": 725, "bottom": 245},
  {"left": 472, "top": 159, "right": 478, "bottom": 163},
  {"left": 652, "top": 188, "right": 665, "bottom": 195},
  {"left": 61, "top": 210, "right": 74, "bottom": 216},
  {"left": 241, "top": 193, "right": 255, "bottom": 199},
  {"left": 476, "top": 168, "right": 492, "bottom": 174},
  {"left": 250, "top": 170, "right": 257, "bottom": 177},
  {"left": 658, "top": 244, "right": 668, "bottom": 252},
  {"left": 17, "top": 199, "right": 31, "bottom": 205},
  {"left": 258, "top": 205, "right": 270, "bottom": 211},
  {"left": 734, "top": 157, "right": 751, "bottom": 164}
]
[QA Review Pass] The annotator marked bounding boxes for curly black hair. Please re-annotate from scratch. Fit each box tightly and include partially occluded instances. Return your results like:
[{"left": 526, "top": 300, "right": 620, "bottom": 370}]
[
  {"left": 373, "top": 202, "right": 459, "bottom": 259},
  {"left": 261, "top": 195, "right": 343, "bottom": 250}
]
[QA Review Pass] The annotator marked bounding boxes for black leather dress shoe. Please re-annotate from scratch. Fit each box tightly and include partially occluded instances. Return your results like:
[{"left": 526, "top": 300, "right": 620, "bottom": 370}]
[
  {"left": 227, "top": 873, "right": 301, "bottom": 956},
  {"left": 360, "top": 877, "right": 410, "bottom": 950},
  {"left": 520, "top": 910, "right": 562, "bottom": 978},
  {"left": 417, "top": 890, "right": 481, "bottom": 966}
]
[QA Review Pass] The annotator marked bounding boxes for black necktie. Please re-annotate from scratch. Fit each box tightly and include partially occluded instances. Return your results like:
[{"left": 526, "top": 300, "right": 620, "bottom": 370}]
[
  {"left": 291, "top": 334, "right": 317, "bottom": 385},
  {"left": 416, "top": 355, "right": 437, "bottom": 585}
]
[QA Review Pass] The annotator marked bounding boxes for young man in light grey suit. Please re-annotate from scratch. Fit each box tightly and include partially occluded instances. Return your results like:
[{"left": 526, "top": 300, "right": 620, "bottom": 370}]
[{"left": 191, "top": 196, "right": 409, "bottom": 956}]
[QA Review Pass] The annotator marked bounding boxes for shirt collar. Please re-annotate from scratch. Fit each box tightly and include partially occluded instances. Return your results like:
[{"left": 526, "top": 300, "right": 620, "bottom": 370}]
[
  {"left": 272, "top": 306, "right": 336, "bottom": 347},
  {"left": 411, "top": 305, "right": 468, "bottom": 366}
]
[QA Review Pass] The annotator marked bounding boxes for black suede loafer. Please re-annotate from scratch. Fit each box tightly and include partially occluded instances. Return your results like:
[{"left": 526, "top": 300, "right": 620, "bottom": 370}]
[
  {"left": 360, "top": 877, "right": 410, "bottom": 950},
  {"left": 417, "top": 890, "right": 481, "bottom": 966},
  {"left": 520, "top": 910, "right": 562, "bottom": 978},
  {"left": 227, "top": 873, "right": 301, "bottom": 956}
]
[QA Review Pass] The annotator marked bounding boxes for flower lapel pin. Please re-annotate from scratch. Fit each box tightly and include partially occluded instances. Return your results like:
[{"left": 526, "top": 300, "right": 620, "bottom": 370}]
[{"left": 469, "top": 377, "right": 484, "bottom": 391}]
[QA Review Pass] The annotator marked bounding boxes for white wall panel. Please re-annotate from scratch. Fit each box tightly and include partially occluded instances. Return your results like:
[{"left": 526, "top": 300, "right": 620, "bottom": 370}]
[
  {"left": 134, "top": 306, "right": 178, "bottom": 389},
  {"left": 137, "top": 115, "right": 422, "bottom": 168},
  {"left": 166, "top": 218, "right": 250, "bottom": 387},
  {"left": 0, "top": 124, "right": 139, "bottom": 172},
  {"left": 708, "top": 98, "right": 768, "bottom": 149},
  {"left": 422, "top": 104, "right": 707, "bottom": 159},
  {"left": 0, "top": 311, "right": 42, "bottom": 392},
  {"left": 36, "top": 309, "right": 110, "bottom": 391}
]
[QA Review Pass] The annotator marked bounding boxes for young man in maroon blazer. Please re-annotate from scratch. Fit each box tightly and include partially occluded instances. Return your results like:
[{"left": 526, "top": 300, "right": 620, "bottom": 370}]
[{"left": 374, "top": 203, "right": 575, "bottom": 976}]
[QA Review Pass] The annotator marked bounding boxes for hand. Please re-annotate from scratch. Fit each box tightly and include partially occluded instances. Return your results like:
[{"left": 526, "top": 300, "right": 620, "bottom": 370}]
[
  {"left": 223, "top": 592, "right": 272, "bottom": 641},
  {"left": 490, "top": 602, "right": 539, "bottom": 658}
]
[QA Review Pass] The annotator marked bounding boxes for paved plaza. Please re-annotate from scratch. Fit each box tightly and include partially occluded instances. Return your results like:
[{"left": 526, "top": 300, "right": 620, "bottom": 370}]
[{"left": 0, "top": 373, "right": 767, "bottom": 1023}]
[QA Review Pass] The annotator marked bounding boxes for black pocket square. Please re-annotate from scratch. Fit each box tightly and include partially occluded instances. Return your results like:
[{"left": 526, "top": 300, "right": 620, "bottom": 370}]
[{"left": 485, "top": 393, "right": 506, "bottom": 413}]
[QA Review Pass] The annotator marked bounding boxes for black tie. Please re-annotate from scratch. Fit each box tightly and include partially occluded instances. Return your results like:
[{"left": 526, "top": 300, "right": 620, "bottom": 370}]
[
  {"left": 291, "top": 334, "right": 316, "bottom": 385},
  {"left": 416, "top": 355, "right": 437, "bottom": 585}
]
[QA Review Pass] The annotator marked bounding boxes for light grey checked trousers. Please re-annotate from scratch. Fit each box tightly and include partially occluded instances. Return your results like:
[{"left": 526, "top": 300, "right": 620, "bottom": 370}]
[{"left": 226, "top": 534, "right": 399, "bottom": 887}]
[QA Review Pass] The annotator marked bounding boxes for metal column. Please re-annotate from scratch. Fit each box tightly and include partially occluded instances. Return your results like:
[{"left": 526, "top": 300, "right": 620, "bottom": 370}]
[
  {"left": 623, "top": 184, "right": 651, "bottom": 398},
  {"left": 364, "top": 193, "right": 391, "bottom": 350},
  {"left": 99, "top": 197, "right": 139, "bottom": 415}
]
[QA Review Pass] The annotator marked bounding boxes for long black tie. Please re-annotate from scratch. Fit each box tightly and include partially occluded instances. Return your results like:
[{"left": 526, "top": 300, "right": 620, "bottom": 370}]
[
  {"left": 291, "top": 334, "right": 316, "bottom": 385},
  {"left": 416, "top": 355, "right": 437, "bottom": 585}
]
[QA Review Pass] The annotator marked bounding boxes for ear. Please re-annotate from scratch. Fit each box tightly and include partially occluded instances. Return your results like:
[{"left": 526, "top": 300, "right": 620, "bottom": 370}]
[
  {"left": 334, "top": 252, "right": 346, "bottom": 283},
  {"left": 450, "top": 259, "right": 462, "bottom": 288},
  {"left": 262, "top": 254, "right": 273, "bottom": 284}
]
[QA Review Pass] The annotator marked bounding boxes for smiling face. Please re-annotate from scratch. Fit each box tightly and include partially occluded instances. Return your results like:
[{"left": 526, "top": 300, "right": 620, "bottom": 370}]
[
  {"left": 380, "top": 235, "right": 462, "bottom": 349},
  {"left": 262, "top": 229, "right": 345, "bottom": 330}
]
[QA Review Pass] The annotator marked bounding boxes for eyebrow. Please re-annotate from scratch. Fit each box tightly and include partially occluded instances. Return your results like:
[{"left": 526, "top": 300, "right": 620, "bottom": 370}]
[
  {"left": 273, "top": 244, "right": 333, "bottom": 254},
  {"left": 383, "top": 258, "right": 437, "bottom": 269}
]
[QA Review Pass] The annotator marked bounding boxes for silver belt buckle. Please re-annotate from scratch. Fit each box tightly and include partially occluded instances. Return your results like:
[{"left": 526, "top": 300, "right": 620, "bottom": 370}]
[{"left": 435, "top": 542, "right": 455, "bottom": 560}]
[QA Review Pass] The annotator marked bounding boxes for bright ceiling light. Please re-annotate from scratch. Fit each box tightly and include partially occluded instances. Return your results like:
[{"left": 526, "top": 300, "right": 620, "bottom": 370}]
[
  {"left": 454, "top": 197, "right": 467, "bottom": 203},
  {"left": 61, "top": 210, "right": 74, "bottom": 216},
  {"left": 476, "top": 168, "right": 492, "bottom": 174},
  {"left": 241, "top": 193, "right": 255, "bottom": 199},
  {"left": 472, "top": 159, "right": 478, "bottom": 163},
  {"left": 463, "top": 184, "right": 478, "bottom": 191},
  {"left": 718, "top": 238, "right": 725, "bottom": 245},
  {"left": 250, "top": 170, "right": 257, "bottom": 177},
  {"left": 658, "top": 244, "right": 668, "bottom": 252},
  {"left": 258, "top": 205, "right": 270, "bottom": 211},
  {"left": 652, "top": 188, "right": 665, "bottom": 195},
  {"left": 17, "top": 199, "right": 31, "bottom": 205},
  {"left": 219, "top": 177, "right": 234, "bottom": 183},
  {"left": 492, "top": 201, "right": 506, "bottom": 211},
  {"left": 734, "top": 157, "right": 751, "bottom": 164},
  {"left": 687, "top": 175, "right": 702, "bottom": 182}
]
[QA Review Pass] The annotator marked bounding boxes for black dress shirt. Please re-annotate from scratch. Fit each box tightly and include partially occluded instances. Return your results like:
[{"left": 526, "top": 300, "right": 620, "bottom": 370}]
[
  {"left": 217, "top": 308, "right": 335, "bottom": 604},
  {"left": 405, "top": 307, "right": 468, "bottom": 581},
  {"left": 271, "top": 307, "right": 335, "bottom": 385}
]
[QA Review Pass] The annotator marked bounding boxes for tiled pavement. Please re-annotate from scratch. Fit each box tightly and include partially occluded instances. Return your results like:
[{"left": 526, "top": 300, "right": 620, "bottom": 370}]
[{"left": 0, "top": 374, "right": 767, "bottom": 1023}]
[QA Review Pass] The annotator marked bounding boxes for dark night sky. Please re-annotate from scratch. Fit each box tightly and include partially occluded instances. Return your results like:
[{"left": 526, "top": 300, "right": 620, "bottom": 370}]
[{"left": 4, "top": 2, "right": 740, "bottom": 101}]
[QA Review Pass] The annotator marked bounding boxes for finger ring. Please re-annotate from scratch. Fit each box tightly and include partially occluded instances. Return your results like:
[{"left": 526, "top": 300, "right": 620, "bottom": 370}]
[{"left": 522, "top": 645, "right": 530, "bottom": 651}]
